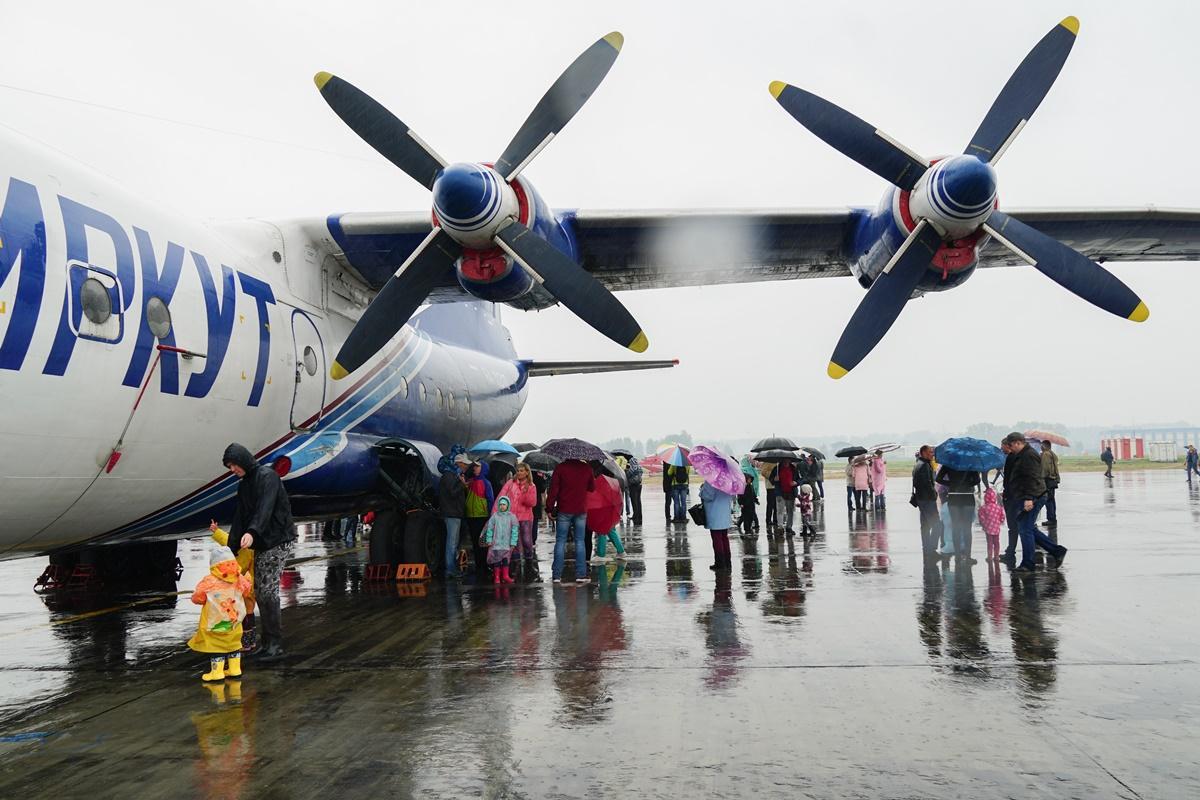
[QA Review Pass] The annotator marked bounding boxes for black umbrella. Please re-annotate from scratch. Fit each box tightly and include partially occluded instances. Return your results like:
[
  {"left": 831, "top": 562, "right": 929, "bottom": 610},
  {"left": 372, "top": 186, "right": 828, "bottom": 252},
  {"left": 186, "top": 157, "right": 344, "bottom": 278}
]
[
  {"left": 750, "top": 436, "right": 800, "bottom": 453},
  {"left": 482, "top": 451, "right": 518, "bottom": 467},
  {"left": 541, "top": 437, "right": 607, "bottom": 461},
  {"left": 835, "top": 446, "right": 868, "bottom": 459},
  {"left": 520, "top": 451, "right": 560, "bottom": 472},
  {"left": 511, "top": 441, "right": 540, "bottom": 453},
  {"left": 599, "top": 455, "right": 628, "bottom": 489},
  {"left": 755, "top": 448, "right": 799, "bottom": 463},
  {"left": 800, "top": 446, "right": 826, "bottom": 460},
  {"left": 610, "top": 448, "right": 635, "bottom": 459}
]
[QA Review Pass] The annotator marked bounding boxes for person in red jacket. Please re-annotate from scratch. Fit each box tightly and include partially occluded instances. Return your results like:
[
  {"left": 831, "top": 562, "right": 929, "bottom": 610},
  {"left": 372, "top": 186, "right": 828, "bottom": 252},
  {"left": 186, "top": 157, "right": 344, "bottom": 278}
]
[{"left": 546, "top": 459, "right": 595, "bottom": 584}]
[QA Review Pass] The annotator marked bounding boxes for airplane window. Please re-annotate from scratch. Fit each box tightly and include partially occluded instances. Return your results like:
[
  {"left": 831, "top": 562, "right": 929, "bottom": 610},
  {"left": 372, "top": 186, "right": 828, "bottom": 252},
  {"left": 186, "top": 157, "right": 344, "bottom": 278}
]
[
  {"left": 463, "top": 393, "right": 470, "bottom": 415},
  {"left": 302, "top": 346, "right": 318, "bottom": 376},
  {"left": 146, "top": 296, "right": 171, "bottom": 338},
  {"left": 448, "top": 391, "right": 456, "bottom": 413},
  {"left": 80, "top": 277, "right": 112, "bottom": 324},
  {"left": 419, "top": 382, "right": 427, "bottom": 403},
  {"left": 435, "top": 388, "right": 444, "bottom": 408},
  {"left": 400, "top": 377, "right": 409, "bottom": 399}
]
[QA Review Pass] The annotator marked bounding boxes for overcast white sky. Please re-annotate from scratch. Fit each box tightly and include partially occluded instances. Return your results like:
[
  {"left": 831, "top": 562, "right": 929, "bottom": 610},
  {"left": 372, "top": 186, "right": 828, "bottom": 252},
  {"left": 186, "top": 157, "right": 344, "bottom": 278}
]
[{"left": 3, "top": 0, "right": 1197, "bottom": 443}]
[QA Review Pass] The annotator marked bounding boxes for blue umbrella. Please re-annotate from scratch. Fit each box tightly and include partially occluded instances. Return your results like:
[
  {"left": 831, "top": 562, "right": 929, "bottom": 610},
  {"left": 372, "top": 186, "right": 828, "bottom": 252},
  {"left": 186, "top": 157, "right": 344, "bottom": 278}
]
[
  {"left": 468, "top": 439, "right": 519, "bottom": 456},
  {"left": 935, "top": 437, "right": 1006, "bottom": 472}
]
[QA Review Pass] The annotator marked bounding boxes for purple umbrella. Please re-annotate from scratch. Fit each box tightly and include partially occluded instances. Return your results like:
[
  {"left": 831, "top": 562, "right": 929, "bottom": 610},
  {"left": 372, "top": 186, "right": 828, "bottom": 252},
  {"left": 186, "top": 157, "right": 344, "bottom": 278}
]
[{"left": 689, "top": 444, "right": 747, "bottom": 496}]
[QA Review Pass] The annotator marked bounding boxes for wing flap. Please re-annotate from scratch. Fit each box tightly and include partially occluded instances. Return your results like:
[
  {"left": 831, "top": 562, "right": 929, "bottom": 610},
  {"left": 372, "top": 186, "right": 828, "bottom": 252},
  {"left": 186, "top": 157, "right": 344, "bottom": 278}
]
[{"left": 567, "top": 208, "right": 857, "bottom": 292}]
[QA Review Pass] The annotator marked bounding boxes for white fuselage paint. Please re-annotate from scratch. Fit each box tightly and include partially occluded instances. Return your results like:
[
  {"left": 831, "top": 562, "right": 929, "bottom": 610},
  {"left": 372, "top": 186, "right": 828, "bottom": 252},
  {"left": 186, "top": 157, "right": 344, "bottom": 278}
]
[{"left": 0, "top": 127, "right": 525, "bottom": 558}]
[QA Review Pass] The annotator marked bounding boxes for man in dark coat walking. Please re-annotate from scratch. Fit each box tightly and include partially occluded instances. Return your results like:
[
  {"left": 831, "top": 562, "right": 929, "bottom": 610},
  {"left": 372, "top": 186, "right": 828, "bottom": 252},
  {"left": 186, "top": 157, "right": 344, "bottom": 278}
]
[
  {"left": 1003, "top": 433, "right": 1067, "bottom": 572},
  {"left": 223, "top": 443, "right": 295, "bottom": 662}
]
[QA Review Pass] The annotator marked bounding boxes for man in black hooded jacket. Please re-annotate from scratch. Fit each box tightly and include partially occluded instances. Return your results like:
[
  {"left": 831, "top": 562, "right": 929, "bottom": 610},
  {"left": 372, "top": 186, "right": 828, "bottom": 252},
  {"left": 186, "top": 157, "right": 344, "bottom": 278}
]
[{"left": 223, "top": 443, "right": 295, "bottom": 661}]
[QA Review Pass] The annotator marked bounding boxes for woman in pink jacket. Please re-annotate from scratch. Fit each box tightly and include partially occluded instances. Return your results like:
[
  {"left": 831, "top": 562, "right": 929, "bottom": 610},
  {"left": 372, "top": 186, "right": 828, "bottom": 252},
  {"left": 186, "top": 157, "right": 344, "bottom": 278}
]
[
  {"left": 499, "top": 463, "right": 539, "bottom": 580},
  {"left": 870, "top": 450, "right": 888, "bottom": 510},
  {"left": 851, "top": 458, "right": 871, "bottom": 511}
]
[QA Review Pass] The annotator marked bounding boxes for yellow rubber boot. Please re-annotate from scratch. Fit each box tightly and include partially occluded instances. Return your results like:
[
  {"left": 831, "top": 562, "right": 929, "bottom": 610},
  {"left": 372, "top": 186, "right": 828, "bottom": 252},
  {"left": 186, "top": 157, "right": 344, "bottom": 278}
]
[
  {"left": 201, "top": 657, "right": 226, "bottom": 682},
  {"left": 226, "top": 654, "right": 242, "bottom": 678}
]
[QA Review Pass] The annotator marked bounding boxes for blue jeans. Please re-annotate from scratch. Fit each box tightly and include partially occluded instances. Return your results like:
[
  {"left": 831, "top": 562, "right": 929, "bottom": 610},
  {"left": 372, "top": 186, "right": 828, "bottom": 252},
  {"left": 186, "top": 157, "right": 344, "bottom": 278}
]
[
  {"left": 671, "top": 486, "right": 689, "bottom": 520},
  {"left": 1017, "top": 497, "right": 1057, "bottom": 568},
  {"left": 553, "top": 512, "right": 588, "bottom": 579},
  {"left": 443, "top": 517, "right": 462, "bottom": 577}
]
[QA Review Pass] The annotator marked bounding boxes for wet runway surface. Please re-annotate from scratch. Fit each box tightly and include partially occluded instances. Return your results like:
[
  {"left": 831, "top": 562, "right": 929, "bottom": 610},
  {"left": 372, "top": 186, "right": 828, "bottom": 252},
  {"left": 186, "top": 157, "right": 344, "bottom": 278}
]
[{"left": 1, "top": 472, "right": 1198, "bottom": 798}]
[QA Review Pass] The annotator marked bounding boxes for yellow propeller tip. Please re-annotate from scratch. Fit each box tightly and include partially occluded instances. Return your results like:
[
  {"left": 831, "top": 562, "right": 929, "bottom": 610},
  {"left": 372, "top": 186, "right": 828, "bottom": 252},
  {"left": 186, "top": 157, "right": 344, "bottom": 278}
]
[
  {"left": 769, "top": 81, "right": 788, "bottom": 99},
  {"left": 1128, "top": 301, "right": 1149, "bottom": 323},
  {"left": 827, "top": 362, "right": 849, "bottom": 380},
  {"left": 330, "top": 361, "right": 349, "bottom": 380},
  {"left": 1060, "top": 16, "right": 1080, "bottom": 35},
  {"left": 603, "top": 31, "right": 624, "bottom": 51},
  {"left": 314, "top": 71, "right": 334, "bottom": 90},
  {"left": 628, "top": 331, "right": 649, "bottom": 353}
]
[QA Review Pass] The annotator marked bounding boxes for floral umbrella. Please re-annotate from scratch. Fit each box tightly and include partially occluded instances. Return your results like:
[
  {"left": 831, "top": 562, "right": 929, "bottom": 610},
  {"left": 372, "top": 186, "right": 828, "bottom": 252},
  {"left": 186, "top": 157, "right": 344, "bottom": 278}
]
[{"left": 689, "top": 444, "right": 747, "bottom": 495}]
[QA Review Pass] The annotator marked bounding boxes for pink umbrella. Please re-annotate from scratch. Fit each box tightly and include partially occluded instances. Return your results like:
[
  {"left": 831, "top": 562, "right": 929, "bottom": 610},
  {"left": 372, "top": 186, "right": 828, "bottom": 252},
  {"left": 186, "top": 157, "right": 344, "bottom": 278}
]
[{"left": 689, "top": 444, "right": 747, "bottom": 495}]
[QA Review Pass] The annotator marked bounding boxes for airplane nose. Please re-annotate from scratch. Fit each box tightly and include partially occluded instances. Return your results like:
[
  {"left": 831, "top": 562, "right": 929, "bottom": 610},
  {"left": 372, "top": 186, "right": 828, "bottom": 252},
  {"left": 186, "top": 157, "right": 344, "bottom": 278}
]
[
  {"left": 432, "top": 163, "right": 499, "bottom": 227},
  {"left": 935, "top": 155, "right": 998, "bottom": 218}
]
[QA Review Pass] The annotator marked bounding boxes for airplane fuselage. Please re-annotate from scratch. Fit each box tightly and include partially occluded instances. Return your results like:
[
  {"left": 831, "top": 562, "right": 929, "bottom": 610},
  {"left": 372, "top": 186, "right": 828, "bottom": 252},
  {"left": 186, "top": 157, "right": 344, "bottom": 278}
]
[{"left": 0, "top": 128, "right": 526, "bottom": 558}]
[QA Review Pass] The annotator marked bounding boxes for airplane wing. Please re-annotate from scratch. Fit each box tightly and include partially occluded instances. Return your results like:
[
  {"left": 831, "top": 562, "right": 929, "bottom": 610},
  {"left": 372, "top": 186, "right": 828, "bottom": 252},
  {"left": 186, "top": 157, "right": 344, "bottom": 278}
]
[
  {"left": 322, "top": 207, "right": 1200, "bottom": 294},
  {"left": 521, "top": 358, "right": 679, "bottom": 377},
  {"left": 973, "top": 208, "right": 1200, "bottom": 267}
]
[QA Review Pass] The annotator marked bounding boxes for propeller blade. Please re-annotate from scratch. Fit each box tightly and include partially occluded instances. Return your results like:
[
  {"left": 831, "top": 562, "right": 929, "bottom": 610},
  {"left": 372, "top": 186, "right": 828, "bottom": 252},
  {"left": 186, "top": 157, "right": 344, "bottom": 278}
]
[
  {"left": 769, "top": 82, "right": 928, "bottom": 191},
  {"left": 330, "top": 228, "right": 462, "bottom": 379},
  {"left": 984, "top": 210, "right": 1148, "bottom": 322},
  {"left": 314, "top": 72, "right": 446, "bottom": 190},
  {"left": 964, "top": 17, "right": 1079, "bottom": 164},
  {"left": 828, "top": 220, "right": 943, "bottom": 379},
  {"left": 494, "top": 220, "right": 647, "bottom": 352},
  {"left": 494, "top": 32, "right": 624, "bottom": 182}
]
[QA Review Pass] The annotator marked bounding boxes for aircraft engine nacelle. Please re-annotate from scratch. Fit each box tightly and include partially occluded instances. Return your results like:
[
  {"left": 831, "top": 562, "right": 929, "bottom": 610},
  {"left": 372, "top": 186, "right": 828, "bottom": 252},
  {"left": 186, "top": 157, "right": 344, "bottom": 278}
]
[
  {"left": 432, "top": 163, "right": 573, "bottom": 308},
  {"left": 850, "top": 177, "right": 989, "bottom": 296}
]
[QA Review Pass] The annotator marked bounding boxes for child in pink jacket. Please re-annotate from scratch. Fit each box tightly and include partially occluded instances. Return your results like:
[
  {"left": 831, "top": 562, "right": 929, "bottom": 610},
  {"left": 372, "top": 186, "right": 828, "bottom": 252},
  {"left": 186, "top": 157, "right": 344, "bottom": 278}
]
[
  {"left": 499, "top": 463, "right": 539, "bottom": 576},
  {"left": 977, "top": 487, "right": 1006, "bottom": 562}
]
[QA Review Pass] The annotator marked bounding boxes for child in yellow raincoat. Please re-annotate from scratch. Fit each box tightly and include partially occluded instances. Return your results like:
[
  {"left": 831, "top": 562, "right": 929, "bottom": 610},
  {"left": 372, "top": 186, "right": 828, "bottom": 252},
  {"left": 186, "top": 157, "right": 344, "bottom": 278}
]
[
  {"left": 209, "top": 520, "right": 255, "bottom": 649},
  {"left": 189, "top": 546, "right": 254, "bottom": 682}
]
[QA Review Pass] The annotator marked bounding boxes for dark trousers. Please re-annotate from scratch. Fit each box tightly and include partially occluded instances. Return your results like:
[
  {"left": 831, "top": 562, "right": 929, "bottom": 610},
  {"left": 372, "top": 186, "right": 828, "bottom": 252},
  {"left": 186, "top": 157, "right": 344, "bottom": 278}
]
[
  {"left": 854, "top": 489, "right": 868, "bottom": 510},
  {"left": 664, "top": 486, "right": 672, "bottom": 520},
  {"left": 1103, "top": 460, "right": 1113, "bottom": 477},
  {"left": 628, "top": 483, "right": 643, "bottom": 524},
  {"left": 765, "top": 488, "right": 777, "bottom": 528},
  {"left": 949, "top": 503, "right": 975, "bottom": 559},
  {"left": 739, "top": 503, "right": 757, "bottom": 534},
  {"left": 918, "top": 500, "right": 939, "bottom": 556},
  {"left": 710, "top": 529, "right": 731, "bottom": 569},
  {"left": 1045, "top": 487, "right": 1057, "bottom": 523},
  {"left": 1003, "top": 498, "right": 1020, "bottom": 558},
  {"left": 466, "top": 516, "right": 488, "bottom": 578},
  {"left": 846, "top": 485, "right": 855, "bottom": 511},
  {"left": 815, "top": 480, "right": 824, "bottom": 498},
  {"left": 1017, "top": 497, "right": 1058, "bottom": 568}
]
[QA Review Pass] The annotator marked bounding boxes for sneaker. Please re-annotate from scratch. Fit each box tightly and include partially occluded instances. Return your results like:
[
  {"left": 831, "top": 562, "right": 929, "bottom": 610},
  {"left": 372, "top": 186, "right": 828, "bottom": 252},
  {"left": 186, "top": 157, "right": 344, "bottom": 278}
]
[
  {"left": 1054, "top": 547, "right": 1068, "bottom": 567},
  {"left": 589, "top": 556, "right": 608, "bottom": 565},
  {"left": 615, "top": 553, "right": 628, "bottom": 561},
  {"left": 552, "top": 578, "right": 562, "bottom": 584},
  {"left": 574, "top": 578, "right": 590, "bottom": 586},
  {"left": 1014, "top": 564, "right": 1036, "bottom": 574}
]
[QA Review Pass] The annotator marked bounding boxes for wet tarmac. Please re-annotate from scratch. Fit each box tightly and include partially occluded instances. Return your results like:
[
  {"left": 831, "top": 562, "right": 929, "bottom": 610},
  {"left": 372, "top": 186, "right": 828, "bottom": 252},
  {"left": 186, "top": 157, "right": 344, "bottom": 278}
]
[{"left": 0, "top": 471, "right": 1197, "bottom": 798}]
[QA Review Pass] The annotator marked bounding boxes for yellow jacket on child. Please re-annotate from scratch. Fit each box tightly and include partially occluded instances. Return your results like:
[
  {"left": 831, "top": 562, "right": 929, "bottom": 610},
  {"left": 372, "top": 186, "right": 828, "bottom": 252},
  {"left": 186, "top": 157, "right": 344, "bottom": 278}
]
[{"left": 188, "top": 550, "right": 253, "bottom": 654}]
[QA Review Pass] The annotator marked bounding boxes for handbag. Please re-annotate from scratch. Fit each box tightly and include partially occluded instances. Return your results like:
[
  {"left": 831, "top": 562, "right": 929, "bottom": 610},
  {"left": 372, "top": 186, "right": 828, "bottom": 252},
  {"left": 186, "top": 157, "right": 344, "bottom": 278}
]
[
  {"left": 909, "top": 489, "right": 920, "bottom": 508},
  {"left": 1045, "top": 477, "right": 1060, "bottom": 491},
  {"left": 688, "top": 502, "right": 707, "bottom": 527}
]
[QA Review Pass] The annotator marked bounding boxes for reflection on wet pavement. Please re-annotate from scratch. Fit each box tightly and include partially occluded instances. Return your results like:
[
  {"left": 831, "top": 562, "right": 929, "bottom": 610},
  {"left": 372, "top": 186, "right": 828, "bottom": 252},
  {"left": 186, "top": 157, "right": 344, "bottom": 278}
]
[{"left": 0, "top": 472, "right": 1197, "bottom": 798}]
